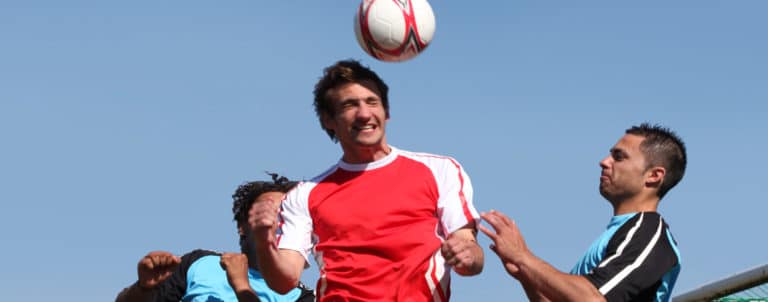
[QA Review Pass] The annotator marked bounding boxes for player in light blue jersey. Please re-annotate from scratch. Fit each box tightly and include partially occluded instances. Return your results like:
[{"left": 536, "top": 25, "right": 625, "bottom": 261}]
[
  {"left": 116, "top": 174, "right": 314, "bottom": 302},
  {"left": 481, "top": 123, "right": 687, "bottom": 302}
]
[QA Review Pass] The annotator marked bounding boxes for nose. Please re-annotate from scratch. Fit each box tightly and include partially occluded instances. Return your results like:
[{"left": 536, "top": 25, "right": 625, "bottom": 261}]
[
  {"left": 355, "top": 102, "right": 373, "bottom": 120},
  {"left": 599, "top": 155, "right": 611, "bottom": 169}
]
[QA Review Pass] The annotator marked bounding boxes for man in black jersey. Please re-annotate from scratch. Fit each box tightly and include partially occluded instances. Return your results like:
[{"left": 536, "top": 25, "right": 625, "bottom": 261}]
[
  {"left": 115, "top": 174, "right": 314, "bottom": 302},
  {"left": 480, "top": 123, "right": 687, "bottom": 302}
]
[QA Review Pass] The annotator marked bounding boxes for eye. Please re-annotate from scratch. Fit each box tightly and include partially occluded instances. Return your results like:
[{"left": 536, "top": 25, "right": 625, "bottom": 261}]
[
  {"left": 611, "top": 150, "right": 626, "bottom": 161},
  {"left": 365, "top": 98, "right": 381, "bottom": 106},
  {"left": 339, "top": 100, "right": 357, "bottom": 110}
]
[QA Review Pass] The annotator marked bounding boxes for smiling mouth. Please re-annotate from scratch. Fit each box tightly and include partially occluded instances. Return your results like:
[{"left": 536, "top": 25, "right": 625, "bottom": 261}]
[{"left": 354, "top": 125, "right": 376, "bottom": 132}]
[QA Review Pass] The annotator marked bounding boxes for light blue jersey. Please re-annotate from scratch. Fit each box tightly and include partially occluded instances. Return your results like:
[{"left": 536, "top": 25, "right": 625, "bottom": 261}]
[{"left": 183, "top": 255, "right": 302, "bottom": 302}]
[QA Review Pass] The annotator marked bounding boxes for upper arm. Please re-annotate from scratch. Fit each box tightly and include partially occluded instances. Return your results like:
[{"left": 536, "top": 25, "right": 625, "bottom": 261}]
[
  {"left": 277, "top": 184, "right": 315, "bottom": 262},
  {"left": 584, "top": 213, "right": 679, "bottom": 301},
  {"left": 436, "top": 157, "right": 479, "bottom": 234}
]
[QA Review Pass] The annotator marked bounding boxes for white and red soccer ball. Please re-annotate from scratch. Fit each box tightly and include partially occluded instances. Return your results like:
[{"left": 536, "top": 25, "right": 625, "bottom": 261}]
[{"left": 354, "top": 0, "right": 436, "bottom": 62}]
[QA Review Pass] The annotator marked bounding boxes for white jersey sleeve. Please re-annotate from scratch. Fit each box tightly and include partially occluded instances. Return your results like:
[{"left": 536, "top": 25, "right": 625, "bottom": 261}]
[
  {"left": 276, "top": 181, "right": 315, "bottom": 264},
  {"left": 399, "top": 149, "right": 480, "bottom": 235},
  {"left": 436, "top": 156, "right": 479, "bottom": 234}
]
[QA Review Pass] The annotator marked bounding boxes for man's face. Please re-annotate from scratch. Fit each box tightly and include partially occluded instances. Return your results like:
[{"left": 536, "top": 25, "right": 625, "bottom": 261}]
[
  {"left": 599, "top": 134, "right": 649, "bottom": 203},
  {"left": 322, "top": 81, "right": 388, "bottom": 150}
]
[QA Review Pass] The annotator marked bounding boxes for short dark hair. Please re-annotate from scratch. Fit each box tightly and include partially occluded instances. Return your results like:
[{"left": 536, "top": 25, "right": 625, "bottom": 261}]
[
  {"left": 626, "top": 123, "right": 687, "bottom": 199},
  {"left": 313, "top": 59, "right": 390, "bottom": 141},
  {"left": 231, "top": 173, "right": 298, "bottom": 226}
]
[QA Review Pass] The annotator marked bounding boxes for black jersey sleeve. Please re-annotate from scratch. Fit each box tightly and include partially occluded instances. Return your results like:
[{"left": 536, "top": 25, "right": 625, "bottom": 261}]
[
  {"left": 583, "top": 212, "right": 679, "bottom": 302},
  {"left": 148, "top": 249, "right": 219, "bottom": 302},
  {"left": 294, "top": 281, "right": 316, "bottom": 302}
]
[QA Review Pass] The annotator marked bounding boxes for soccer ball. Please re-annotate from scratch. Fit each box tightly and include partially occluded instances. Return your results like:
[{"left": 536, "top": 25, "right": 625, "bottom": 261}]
[{"left": 354, "top": 0, "right": 436, "bottom": 62}]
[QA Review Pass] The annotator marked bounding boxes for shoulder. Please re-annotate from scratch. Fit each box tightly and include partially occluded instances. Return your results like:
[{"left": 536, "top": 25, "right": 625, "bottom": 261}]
[
  {"left": 609, "top": 212, "right": 662, "bottom": 242},
  {"left": 179, "top": 249, "right": 221, "bottom": 270},
  {"left": 605, "top": 212, "right": 677, "bottom": 260},
  {"left": 396, "top": 148, "right": 465, "bottom": 171},
  {"left": 397, "top": 147, "right": 457, "bottom": 162},
  {"left": 181, "top": 249, "right": 220, "bottom": 261}
]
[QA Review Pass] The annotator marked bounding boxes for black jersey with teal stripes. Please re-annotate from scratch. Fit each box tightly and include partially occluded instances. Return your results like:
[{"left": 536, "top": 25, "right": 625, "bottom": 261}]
[{"left": 570, "top": 212, "right": 681, "bottom": 302}]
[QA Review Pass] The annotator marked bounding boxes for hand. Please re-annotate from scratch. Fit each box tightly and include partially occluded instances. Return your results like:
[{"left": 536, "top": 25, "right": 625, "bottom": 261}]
[
  {"left": 440, "top": 227, "right": 484, "bottom": 275},
  {"left": 247, "top": 198, "right": 281, "bottom": 247},
  {"left": 136, "top": 251, "right": 181, "bottom": 289},
  {"left": 478, "top": 210, "right": 529, "bottom": 276},
  {"left": 220, "top": 253, "right": 252, "bottom": 293},
  {"left": 441, "top": 234, "right": 476, "bottom": 270}
]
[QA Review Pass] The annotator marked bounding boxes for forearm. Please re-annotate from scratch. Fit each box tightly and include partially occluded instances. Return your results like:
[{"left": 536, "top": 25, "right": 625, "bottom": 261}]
[
  {"left": 115, "top": 282, "right": 154, "bottom": 302},
  {"left": 516, "top": 254, "right": 605, "bottom": 302},
  {"left": 255, "top": 243, "right": 303, "bottom": 294},
  {"left": 234, "top": 288, "right": 260, "bottom": 302},
  {"left": 522, "top": 282, "right": 552, "bottom": 302},
  {"left": 227, "top": 272, "right": 259, "bottom": 302}
]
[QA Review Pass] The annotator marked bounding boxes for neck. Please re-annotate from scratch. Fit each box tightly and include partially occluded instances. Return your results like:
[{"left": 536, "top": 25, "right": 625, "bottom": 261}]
[
  {"left": 611, "top": 194, "right": 659, "bottom": 216},
  {"left": 341, "top": 143, "right": 391, "bottom": 164},
  {"left": 246, "top": 253, "right": 260, "bottom": 271}
]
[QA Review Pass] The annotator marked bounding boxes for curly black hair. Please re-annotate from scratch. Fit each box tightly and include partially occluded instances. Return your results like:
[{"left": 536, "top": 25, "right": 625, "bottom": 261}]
[{"left": 231, "top": 173, "right": 298, "bottom": 226}]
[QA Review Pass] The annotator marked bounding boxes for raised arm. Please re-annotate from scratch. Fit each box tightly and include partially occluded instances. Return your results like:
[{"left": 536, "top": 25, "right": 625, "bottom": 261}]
[
  {"left": 479, "top": 210, "right": 605, "bottom": 302},
  {"left": 219, "top": 253, "right": 262, "bottom": 302},
  {"left": 115, "top": 251, "right": 182, "bottom": 302},
  {"left": 247, "top": 198, "right": 306, "bottom": 294}
]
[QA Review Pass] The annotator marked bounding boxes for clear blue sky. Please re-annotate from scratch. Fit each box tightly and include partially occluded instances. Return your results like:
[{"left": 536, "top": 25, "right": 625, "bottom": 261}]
[{"left": 1, "top": 1, "right": 766, "bottom": 301}]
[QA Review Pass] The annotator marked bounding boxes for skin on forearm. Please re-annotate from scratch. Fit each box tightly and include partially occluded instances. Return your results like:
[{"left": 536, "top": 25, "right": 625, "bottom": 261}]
[
  {"left": 228, "top": 276, "right": 254, "bottom": 298},
  {"left": 522, "top": 281, "right": 552, "bottom": 302},
  {"left": 254, "top": 242, "right": 305, "bottom": 294},
  {"left": 515, "top": 254, "right": 605, "bottom": 302},
  {"left": 234, "top": 288, "right": 260, "bottom": 302}
]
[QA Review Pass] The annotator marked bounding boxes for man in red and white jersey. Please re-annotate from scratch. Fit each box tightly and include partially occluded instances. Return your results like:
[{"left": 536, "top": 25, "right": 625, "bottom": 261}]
[{"left": 248, "top": 60, "right": 484, "bottom": 301}]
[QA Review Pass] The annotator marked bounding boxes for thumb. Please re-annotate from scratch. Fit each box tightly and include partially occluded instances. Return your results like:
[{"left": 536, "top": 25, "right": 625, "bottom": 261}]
[{"left": 504, "top": 262, "right": 520, "bottom": 275}]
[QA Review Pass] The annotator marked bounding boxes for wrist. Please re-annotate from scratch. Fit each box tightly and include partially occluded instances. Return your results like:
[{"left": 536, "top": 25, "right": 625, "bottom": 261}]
[
  {"left": 135, "top": 280, "right": 155, "bottom": 292},
  {"left": 234, "top": 286, "right": 258, "bottom": 300}
]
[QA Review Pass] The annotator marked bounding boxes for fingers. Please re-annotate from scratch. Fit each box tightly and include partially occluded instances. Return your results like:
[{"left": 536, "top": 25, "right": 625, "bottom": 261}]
[
  {"left": 247, "top": 199, "right": 280, "bottom": 230},
  {"left": 220, "top": 253, "right": 252, "bottom": 291},
  {"left": 504, "top": 262, "right": 521, "bottom": 275},
  {"left": 140, "top": 251, "right": 181, "bottom": 270},
  {"left": 441, "top": 236, "right": 477, "bottom": 269},
  {"left": 220, "top": 253, "right": 248, "bottom": 269},
  {"left": 478, "top": 224, "right": 497, "bottom": 241},
  {"left": 137, "top": 251, "right": 181, "bottom": 288}
]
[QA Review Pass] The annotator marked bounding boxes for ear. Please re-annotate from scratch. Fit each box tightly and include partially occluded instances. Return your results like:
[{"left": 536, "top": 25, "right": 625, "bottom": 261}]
[
  {"left": 237, "top": 225, "right": 245, "bottom": 236},
  {"left": 321, "top": 112, "right": 336, "bottom": 131},
  {"left": 645, "top": 166, "right": 666, "bottom": 188}
]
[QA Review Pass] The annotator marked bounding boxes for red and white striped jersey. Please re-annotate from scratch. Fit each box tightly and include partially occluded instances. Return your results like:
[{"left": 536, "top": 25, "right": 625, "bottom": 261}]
[{"left": 277, "top": 146, "right": 479, "bottom": 301}]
